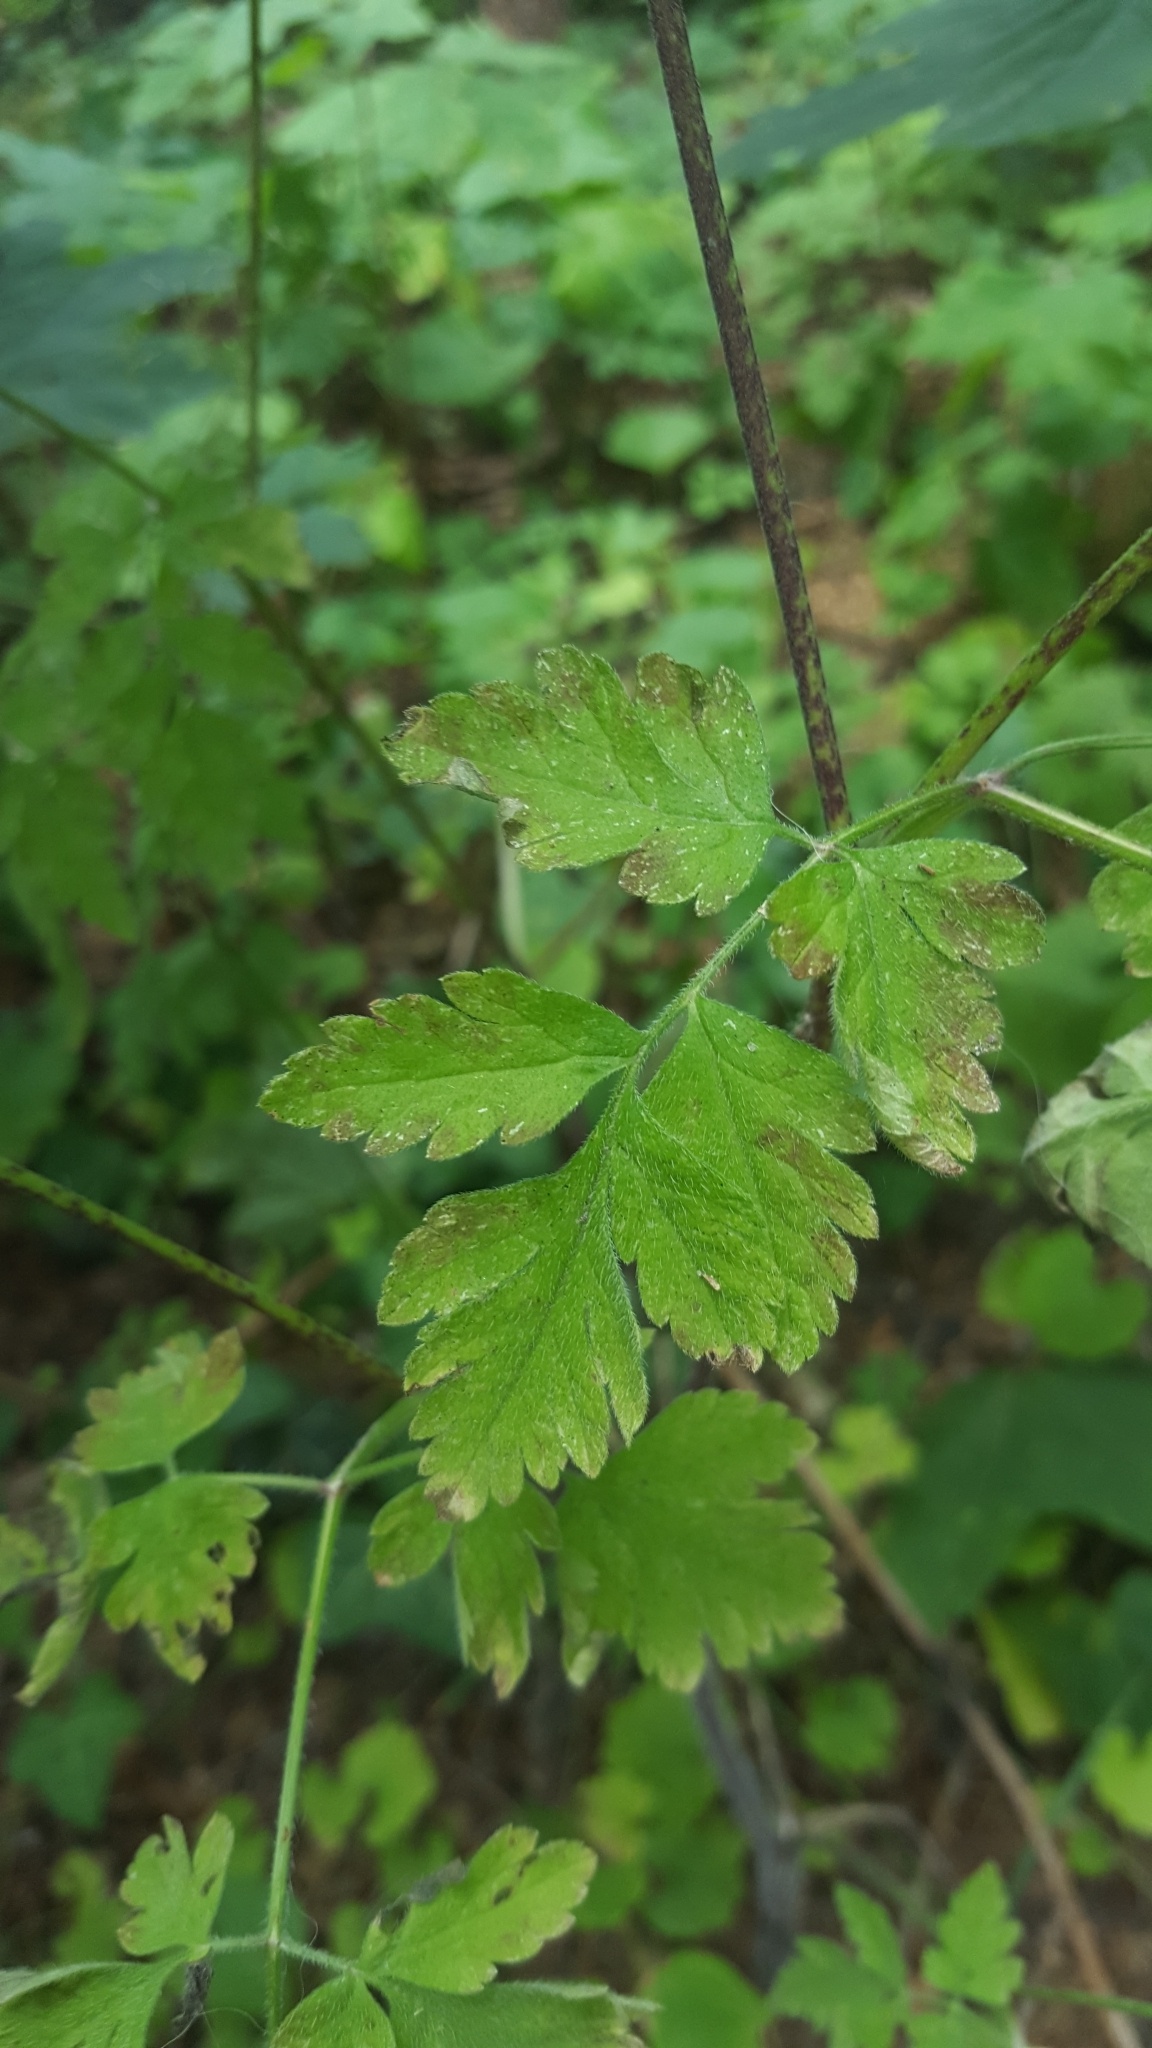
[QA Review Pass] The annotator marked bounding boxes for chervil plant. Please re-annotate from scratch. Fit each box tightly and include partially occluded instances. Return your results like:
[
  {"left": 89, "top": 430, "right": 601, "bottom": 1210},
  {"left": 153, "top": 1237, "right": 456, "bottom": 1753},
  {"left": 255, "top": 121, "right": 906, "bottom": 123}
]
[{"left": 7, "top": 1, "right": 1152, "bottom": 2045}]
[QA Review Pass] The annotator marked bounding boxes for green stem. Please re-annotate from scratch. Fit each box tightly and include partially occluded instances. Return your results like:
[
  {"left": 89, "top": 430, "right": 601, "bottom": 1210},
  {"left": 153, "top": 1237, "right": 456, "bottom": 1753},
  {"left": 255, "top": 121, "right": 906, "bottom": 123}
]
[
  {"left": 994, "top": 731, "right": 1152, "bottom": 778},
  {"left": 922, "top": 522, "right": 1152, "bottom": 787},
  {"left": 636, "top": 899, "right": 771, "bottom": 1057},
  {"left": 833, "top": 783, "right": 971, "bottom": 847},
  {"left": 974, "top": 780, "right": 1152, "bottom": 873},
  {"left": 1027, "top": 1986, "right": 1152, "bottom": 2022},
  {"left": 222, "top": 1472, "right": 331, "bottom": 1497},
  {"left": 645, "top": 0, "right": 850, "bottom": 832},
  {"left": 246, "top": 0, "right": 264, "bottom": 500},
  {"left": 344, "top": 1449, "right": 421, "bottom": 1486},
  {"left": 265, "top": 1480, "right": 345, "bottom": 2031},
  {"left": 0, "top": 381, "right": 166, "bottom": 502},
  {"left": 0, "top": 1156, "right": 396, "bottom": 1385}
]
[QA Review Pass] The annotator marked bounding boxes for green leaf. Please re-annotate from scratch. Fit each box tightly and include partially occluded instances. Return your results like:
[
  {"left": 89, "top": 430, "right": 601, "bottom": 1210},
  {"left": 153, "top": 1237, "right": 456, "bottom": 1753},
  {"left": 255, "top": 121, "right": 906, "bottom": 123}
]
[
  {"left": 980, "top": 1226, "right": 1146, "bottom": 1358},
  {"left": 87, "top": 1476, "right": 268, "bottom": 1681},
  {"left": 1025, "top": 1022, "right": 1152, "bottom": 1266},
  {"left": 556, "top": 1390, "right": 838, "bottom": 1689},
  {"left": 7, "top": 1672, "right": 142, "bottom": 1830},
  {"left": 390, "top": 647, "right": 778, "bottom": 914},
  {"left": 0, "top": 1959, "right": 176, "bottom": 2048},
  {"left": 770, "top": 1936, "right": 904, "bottom": 2048},
  {"left": 801, "top": 1680, "right": 900, "bottom": 1779},
  {"left": 117, "top": 1811, "right": 233, "bottom": 1959},
  {"left": 1089, "top": 1726, "right": 1152, "bottom": 1833},
  {"left": 380, "top": 1130, "right": 646, "bottom": 1520},
  {"left": 74, "top": 1330, "right": 245, "bottom": 1473},
  {"left": 647, "top": 1951, "right": 765, "bottom": 2048},
  {"left": 453, "top": 1489, "right": 560, "bottom": 1698},
  {"left": 364, "top": 1826, "right": 595, "bottom": 1993},
  {"left": 834, "top": 1887, "right": 905, "bottom": 1995},
  {"left": 20, "top": 1464, "right": 108, "bottom": 1706},
  {"left": 301, "top": 1719, "right": 437, "bottom": 1852},
  {"left": 908, "top": 2012, "right": 1011, "bottom": 2048},
  {"left": 1090, "top": 805, "right": 1152, "bottom": 973},
  {"left": 385, "top": 1979, "right": 642, "bottom": 2048},
  {"left": 922, "top": 1865, "right": 1024, "bottom": 2009},
  {"left": 611, "top": 999, "right": 875, "bottom": 1369},
  {"left": 0, "top": 1514, "right": 48, "bottom": 1597},
  {"left": 769, "top": 842, "right": 1044, "bottom": 1173},
  {"left": 261, "top": 970, "right": 639, "bottom": 1161},
  {"left": 369, "top": 1486, "right": 453, "bottom": 1587},
  {"left": 272, "top": 1976, "right": 395, "bottom": 2047}
]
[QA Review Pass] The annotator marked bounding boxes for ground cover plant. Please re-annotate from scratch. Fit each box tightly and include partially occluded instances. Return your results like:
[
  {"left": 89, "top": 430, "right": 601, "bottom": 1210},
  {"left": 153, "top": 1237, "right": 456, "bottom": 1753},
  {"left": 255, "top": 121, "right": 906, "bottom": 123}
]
[{"left": 8, "top": 0, "right": 1152, "bottom": 2042}]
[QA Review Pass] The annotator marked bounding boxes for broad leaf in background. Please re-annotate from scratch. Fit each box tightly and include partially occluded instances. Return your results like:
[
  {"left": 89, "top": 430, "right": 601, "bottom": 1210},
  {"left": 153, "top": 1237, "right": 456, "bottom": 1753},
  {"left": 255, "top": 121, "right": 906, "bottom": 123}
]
[
  {"left": 118, "top": 1812, "right": 234, "bottom": 1959},
  {"left": 453, "top": 1489, "right": 559, "bottom": 1698},
  {"left": 74, "top": 1330, "right": 245, "bottom": 1472},
  {"left": 88, "top": 1475, "right": 268, "bottom": 1679},
  {"left": 0, "top": 1959, "right": 176, "bottom": 2048},
  {"left": 369, "top": 1485, "right": 453, "bottom": 1587},
  {"left": 724, "top": 0, "right": 1152, "bottom": 178},
  {"left": 391, "top": 648, "right": 779, "bottom": 913},
  {"left": 646, "top": 1951, "right": 766, "bottom": 2048},
  {"left": 617, "top": 999, "right": 875, "bottom": 1368},
  {"left": 6, "top": 1672, "right": 142, "bottom": 1830},
  {"left": 363, "top": 1826, "right": 594, "bottom": 1993},
  {"left": 271, "top": 1975, "right": 395, "bottom": 2047},
  {"left": 769, "top": 842, "right": 1044, "bottom": 1173},
  {"left": 384, "top": 1979, "right": 643, "bottom": 2047},
  {"left": 1092, "top": 807, "right": 1152, "bottom": 972},
  {"left": 379, "top": 1131, "right": 646, "bottom": 1518},
  {"left": 262, "top": 971, "right": 639, "bottom": 1159},
  {"left": 557, "top": 1390, "right": 838, "bottom": 1689},
  {"left": 1024, "top": 1021, "right": 1152, "bottom": 1266},
  {"left": 980, "top": 1226, "right": 1146, "bottom": 1358},
  {"left": 922, "top": 1865, "right": 1023, "bottom": 2008},
  {"left": 301, "top": 1719, "right": 436, "bottom": 1854},
  {"left": 0, "top": 1514, "right": 47, "bottom": 1596},
  {"left": 19, "top": 1463, "right": 108, "bottom": 1706}
]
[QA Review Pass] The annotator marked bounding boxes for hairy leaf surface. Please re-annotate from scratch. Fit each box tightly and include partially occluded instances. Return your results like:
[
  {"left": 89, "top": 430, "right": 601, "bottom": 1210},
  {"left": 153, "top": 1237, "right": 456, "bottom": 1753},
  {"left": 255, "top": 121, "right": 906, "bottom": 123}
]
[
  {"left": 453, "top": 1489, "right": 560, "bottom": 1698},
  {"left": 384, "top": 1979, "right": 642, "bottom": 2048},
  {"left": 262, "top": 970, "right": 639, "bottom": 1159},
  {"left": 75, "top": 1330, "right": 244, "bottom": 1472},
  {"left": 1024, "top": 1022, "right": 1152, "bottom": 1265},
  {"left": 557, "top": 1390, "right": 838, "bottom": 1689},
  {"left": 0, "top": 1960, "right": 175, "bottom": 2048},
  {"left": 390, "top": 647, "right": 778, "bottom": 913},
  {"left": 365, "top": 1827, "right": 594, "bottom": 1994},
  {"left": 1090, "top": 804, "right": 1152, "bottom": 973},
  {"left": 379, "top": 1132, "right": 646, "bottom": 1518},
  {"left": 88, "top": 1476, "right": 267, "bottom": 1680},
  {"left": 272, "top": 1976, "right": 395, "bottom": 2047},
  {"left": 118, "top": 1811, "right": 233, "bottom": 1959},
  {"left": 615, "top": 1000, "right": 875, "bottom": 1369},
  {"left": 769, "top": 842, "right": 1043, "bottom": 1172}
]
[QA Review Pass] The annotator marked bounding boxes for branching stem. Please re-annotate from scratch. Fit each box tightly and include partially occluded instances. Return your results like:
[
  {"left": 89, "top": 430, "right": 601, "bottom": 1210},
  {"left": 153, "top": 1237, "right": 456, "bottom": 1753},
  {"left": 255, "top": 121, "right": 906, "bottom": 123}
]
[
  {"left": 0, "top": 1156, "right": 396, "bottom": 1385},
  {"left": 645, "top": 0, "right": 850, "bottom": 832},
  {"left": 922, "top": 521, "right": 1152, "bottom": 786}
]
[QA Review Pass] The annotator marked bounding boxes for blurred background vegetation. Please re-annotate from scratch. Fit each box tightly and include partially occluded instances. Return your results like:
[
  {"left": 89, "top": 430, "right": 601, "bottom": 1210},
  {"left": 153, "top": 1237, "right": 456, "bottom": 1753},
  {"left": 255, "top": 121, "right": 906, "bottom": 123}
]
[{"left": 4, "top": 0, "right": 1152, "bottom": 2039}]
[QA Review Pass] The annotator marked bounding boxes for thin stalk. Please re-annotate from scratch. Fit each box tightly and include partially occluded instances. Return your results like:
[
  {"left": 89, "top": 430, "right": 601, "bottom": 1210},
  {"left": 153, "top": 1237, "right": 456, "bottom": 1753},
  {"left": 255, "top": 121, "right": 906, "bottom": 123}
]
[
  {"left": 974, "top": 780, "right": 1152, "bottom": 873},
  {"left": 265, "top": 1481, "right": 344, "bottom": 2031},
  {"left": 0, "top": 382, "right": 167, "bottom": 502},
  {"left": 221, "top": 1471, "right": 332, "bottom": 1496},
  {"left": 1027, "top": 1988, "right": 1152, "bottom": 2023},
  {"left": 922, "top": 522, "right": 1152, "bottom": 787},
  {"left": 343, "top": 1449, "right": 421, "bottom": 1485},
  {"left": 246, "top": 0, "right": 265, "bottom": 499},
  {"left": 0, "top": 1156, "right": 396, "bottom": 1385},
  {"left": 994, "top": 731, "right": 1152, "bottom": 778},
  {"left": 833, "top": 783, "right": 971, "bottom": 847},
  {"left": 645, "top": 0, "right": 850, "bottom": 832}
]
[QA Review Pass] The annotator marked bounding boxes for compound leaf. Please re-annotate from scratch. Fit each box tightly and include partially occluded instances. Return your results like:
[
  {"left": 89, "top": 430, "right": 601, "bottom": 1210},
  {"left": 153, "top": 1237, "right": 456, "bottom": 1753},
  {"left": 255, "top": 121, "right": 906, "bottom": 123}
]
[
  {"left": 613, "top": 1000, "right": 875, "bottom": 1370},
  {"left": 770, "top": 1937, "right": 904, "bottom": 2048},
  {"left": 369, "top": 1485, "right": 453, "bottom": 1587},
  {"left": 557, "top": 1390, "right": 839, "bottom": 1690},
  {"left": 1024, "top": 1021, "right": 1152, "bottom": 1266},
  {"left": 385, "top": 1979, "right": 643, "bottom": 2048},
  {"left": 74, "top": 1330, "right": 245, "bottom": 1473},
  {"left": 272, "top": 1976, "right": 395, "bottom": 2047},
  {"left": 379, "top": 1130, "right": 646, "bottom": 1520},
  {"left": 922, "top": 1865, "right": 1023, "bottom": 2009},
  {"left": 364, "top": 1826, "right": 595, "bottom": 1994},
  {"left": 262, "top": 970, "right": 640, "bottom": 1161},
  {"left": 0, "top": 1959, "right": 176, "bottom": 2048},
  {"left": 1090, "top": 805, "right": 1152, "bottom": 973},
  {"left": 390, "top": 647, "right": 778, "bottom": 914},
  {"left": 88, "top": 1476, "right": 268, "bottom": 1680},
  {"left": 453, "top": 1489, "right": 560, "bottom": 1698},
  {"left": 769, "top": 842, "right": 1043, "bottom": 1173},
  {"left": 118, "top": 1811, "right": 234, "bottom": 1960}
]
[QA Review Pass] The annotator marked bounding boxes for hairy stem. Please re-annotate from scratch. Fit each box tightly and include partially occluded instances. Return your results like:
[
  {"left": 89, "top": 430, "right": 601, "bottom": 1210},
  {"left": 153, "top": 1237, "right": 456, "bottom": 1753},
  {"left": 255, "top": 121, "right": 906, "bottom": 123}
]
[
  {"left": 996, "top": 731, "right": 1152, "bottom": 778},
  {"left": 246, "top": 0, "right": 264, "bottom": 499},
  {"left": 265, "top": 1480, "right": 345, "bottom": 2030},
  {"left": 975, "top": 780, "right": 1152, "bottom": 871},
  {"left": 0, "top": 1156, "right": 395, "bottom": 1384},
  {"left": 645, "top": 0, "right": 850, "bottom": 832},
  {"left": 922, "top": 522, "right": 1152, "bottom": 787}
]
